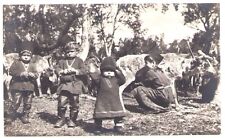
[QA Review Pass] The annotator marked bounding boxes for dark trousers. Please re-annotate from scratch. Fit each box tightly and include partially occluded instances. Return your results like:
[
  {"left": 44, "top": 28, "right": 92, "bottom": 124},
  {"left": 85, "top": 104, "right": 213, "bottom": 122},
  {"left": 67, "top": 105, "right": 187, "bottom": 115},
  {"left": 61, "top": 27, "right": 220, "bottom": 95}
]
[
  {"left": 8, "top": 90, "right": 33, "bottom": 115},
  {"left": 57, "top": 90, "right": 79, "bottom": 114},
  {"left": 132, "top": 86, "right": 170, "bottom": 111}
]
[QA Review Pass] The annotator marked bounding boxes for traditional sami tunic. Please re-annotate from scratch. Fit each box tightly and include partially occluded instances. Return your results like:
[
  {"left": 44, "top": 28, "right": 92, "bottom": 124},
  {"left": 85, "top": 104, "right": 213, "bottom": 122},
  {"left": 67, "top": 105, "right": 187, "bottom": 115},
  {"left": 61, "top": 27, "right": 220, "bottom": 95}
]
[
  {"left": 93, "top": 70, "right": 127, "bottom": 119},
  {"left": 9, "top": 59, "right": 38, "bottom": 92},
  {"left": 132, "top": 66, "right": 174, "bottom": 109},
  {"left": 55, "top": 57, "right": 86, "bottom": 95}
]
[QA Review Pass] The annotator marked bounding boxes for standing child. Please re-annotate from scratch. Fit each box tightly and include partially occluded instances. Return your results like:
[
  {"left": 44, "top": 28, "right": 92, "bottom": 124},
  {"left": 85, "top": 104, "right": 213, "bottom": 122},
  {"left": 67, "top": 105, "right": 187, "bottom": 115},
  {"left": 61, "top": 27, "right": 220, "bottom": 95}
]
[
  {"left": 5, "top": 40, "right": 38, "bottom": 124},
  {"left": 93, "top": 56, "right": 127, "bottom": 133},
  {"left": 54, "top": 41, "right": 86, "bottom": 128}
]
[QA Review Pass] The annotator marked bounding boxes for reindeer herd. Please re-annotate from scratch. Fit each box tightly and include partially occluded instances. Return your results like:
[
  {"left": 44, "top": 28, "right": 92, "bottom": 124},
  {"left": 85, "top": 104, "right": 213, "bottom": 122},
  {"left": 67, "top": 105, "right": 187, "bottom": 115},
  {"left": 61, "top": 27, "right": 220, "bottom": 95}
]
[{"left": 3, "top": 52, "right": 220, "bottom": 104}]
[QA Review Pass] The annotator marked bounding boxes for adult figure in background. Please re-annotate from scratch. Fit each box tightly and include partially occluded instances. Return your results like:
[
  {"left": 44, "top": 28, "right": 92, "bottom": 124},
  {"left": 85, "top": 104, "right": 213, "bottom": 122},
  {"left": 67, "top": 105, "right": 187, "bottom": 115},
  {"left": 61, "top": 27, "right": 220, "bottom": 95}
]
[{"left": 130, "top": 54, "right": 180, "bottom": 113}]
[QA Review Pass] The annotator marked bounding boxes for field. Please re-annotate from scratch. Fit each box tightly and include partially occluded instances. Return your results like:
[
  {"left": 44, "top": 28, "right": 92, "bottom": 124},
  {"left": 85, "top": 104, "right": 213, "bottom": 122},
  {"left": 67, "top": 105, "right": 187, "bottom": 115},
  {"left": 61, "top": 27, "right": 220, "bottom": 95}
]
[
  {"left": 4, "top": 93, "right": 221, "bottom": 136},
  {"left": 4, "top": 53, "right": 221, "bottom": 136}
]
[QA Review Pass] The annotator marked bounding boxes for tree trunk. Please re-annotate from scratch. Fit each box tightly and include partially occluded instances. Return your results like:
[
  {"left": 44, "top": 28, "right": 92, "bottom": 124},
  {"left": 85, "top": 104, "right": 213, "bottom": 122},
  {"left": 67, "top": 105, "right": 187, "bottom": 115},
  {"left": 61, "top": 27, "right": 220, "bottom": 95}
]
[
  {"left": 78, "top": 6, "right": 90, "bottom": 61},
  {"left": 204, "top": 42, "right": 211, "bottom": 55}
]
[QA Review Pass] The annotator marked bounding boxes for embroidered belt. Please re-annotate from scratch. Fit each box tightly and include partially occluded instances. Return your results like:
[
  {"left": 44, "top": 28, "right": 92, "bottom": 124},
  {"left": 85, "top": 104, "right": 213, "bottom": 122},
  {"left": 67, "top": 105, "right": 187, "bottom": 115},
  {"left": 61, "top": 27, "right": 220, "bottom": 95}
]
[{"left": 60, "top": 75, "right": 77, "bottom": 82}]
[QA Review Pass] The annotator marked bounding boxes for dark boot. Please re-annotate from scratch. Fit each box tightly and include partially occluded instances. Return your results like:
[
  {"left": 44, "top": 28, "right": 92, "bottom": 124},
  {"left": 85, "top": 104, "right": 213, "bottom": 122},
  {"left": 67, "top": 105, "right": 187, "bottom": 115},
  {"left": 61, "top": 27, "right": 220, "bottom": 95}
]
[
  {"left": 114, "top": 117, "right": 125, "bottom": 134},
  {"left": 94, "top": 119, "right": 103, "bottom": 134},
  {"left": 5, "top": 111, "right": 17, "bottom": 124},
  {"left": 67, "top": 119, "right": 75, "bottom": 128},
  {"left": 5, "top": 102, "right": 18, "bottom": 124},
  {"left": 67, "top": 109, "right": 78, "bottom": 128},
  {"left": 20, "top": 112, "right": 30, "bottom": 124},
  {"left": 20, "top": 104, "right": 31, "bottom": 124},
  {"left": 55, "top": 107, "right": 66, "bottom": 128}
]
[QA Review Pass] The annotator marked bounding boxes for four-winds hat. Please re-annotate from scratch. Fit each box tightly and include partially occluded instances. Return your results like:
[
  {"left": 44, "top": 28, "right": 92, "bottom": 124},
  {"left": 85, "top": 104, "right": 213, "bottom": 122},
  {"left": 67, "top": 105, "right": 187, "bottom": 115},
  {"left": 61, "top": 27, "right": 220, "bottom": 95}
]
[
  {"left": 145, "top": 52, "right": 164, "bottom": 65},
  {"left": 100, "top": 56, "right": 117, "bottom": 72},
  {"left": 64, "top": 41, "right": 79, "bottom": 52},
  {"left": 19, "top": 40, "right": 34, "bottom": 55}
]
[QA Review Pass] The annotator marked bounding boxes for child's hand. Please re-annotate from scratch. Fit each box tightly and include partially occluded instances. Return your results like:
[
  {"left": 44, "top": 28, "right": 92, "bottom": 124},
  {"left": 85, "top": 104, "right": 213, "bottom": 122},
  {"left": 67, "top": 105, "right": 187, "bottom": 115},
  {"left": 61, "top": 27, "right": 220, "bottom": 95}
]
[
  {"left": 115, "top": 68, "right": 122, "bottom": 75},
  {"left": 67, "top": 68, "right": 73, "bottom": 73},
  {"left": 21, "top": 71, "right": 29, "bottom": 77},
  {"left": 28, "top": 72, "right": 36, "bottom": 78},
  {"left": 103, "top": 71, "right": 115, "bottom": 77},
  {"left": 70, "top": 68, "right": 79, "bottom": 74},
  {"left": 115, "top": 69, "right": 119, "bottom": 74},
  {"left": 63, "top": 69, "right": 69, "bottom": 74},
  {"left": 59, "top": 69, "right": 68, "bottom": 75},
  {"left": 67, "top": 68, "right": 78, "bottom": 74},
  {"left": 59, "top": 70, "right": 64, "bottom": 75}
]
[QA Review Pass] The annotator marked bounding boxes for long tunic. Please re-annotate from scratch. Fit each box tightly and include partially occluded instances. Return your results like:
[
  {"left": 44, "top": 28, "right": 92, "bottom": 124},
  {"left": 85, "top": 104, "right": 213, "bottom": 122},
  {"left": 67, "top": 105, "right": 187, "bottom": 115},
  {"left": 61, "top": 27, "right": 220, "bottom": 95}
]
[
  {"left": 133, "top": 66, "right": 173, "bottom": 107},
  {"left": 9, "top": 59, "right": 38, "bottom": 92},
  {"left": 55, "top": 57, "right": 86, "bottom": 95},
  {"left": 93, "top": 69, "right": 127, "bottom": 119}
]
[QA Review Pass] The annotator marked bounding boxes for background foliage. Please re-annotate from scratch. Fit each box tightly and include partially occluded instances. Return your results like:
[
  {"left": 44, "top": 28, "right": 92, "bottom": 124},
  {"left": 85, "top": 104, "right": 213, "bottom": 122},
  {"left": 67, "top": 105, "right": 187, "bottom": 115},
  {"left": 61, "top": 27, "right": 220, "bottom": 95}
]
[{"left": 3, "top": 3, "right": 220, "bottom": 60}]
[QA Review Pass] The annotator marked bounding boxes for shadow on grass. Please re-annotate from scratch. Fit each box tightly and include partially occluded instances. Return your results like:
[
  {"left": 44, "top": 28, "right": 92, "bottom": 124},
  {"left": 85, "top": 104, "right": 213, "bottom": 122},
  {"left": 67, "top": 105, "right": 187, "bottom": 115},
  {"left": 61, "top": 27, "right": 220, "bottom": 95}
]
[
  {"left": 37, "top": 112, "right": 58, "bottom": 124},
  {"left": 124, "top": 104, "right": 146, "bottom": 114},
  {"left": 77, "top": 119, "right": 126, "bottom": 135},
  {"left": 76, "top": 120, "right": 96, "bottom": 133}
]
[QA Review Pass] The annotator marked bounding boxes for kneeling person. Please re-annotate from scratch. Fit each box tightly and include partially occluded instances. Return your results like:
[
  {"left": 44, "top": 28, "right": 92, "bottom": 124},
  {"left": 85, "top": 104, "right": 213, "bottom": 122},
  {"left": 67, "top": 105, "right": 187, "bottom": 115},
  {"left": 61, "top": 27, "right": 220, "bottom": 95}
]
[{"left": 131, "top": 54, "right": 179, "bottom": 113}]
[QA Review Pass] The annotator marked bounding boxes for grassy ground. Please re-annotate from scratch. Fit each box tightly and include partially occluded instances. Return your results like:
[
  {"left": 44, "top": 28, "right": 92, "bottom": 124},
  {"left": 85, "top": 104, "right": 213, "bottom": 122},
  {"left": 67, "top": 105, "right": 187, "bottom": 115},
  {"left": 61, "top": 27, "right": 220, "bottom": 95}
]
[{"left": 4, "top": 92, "right": 221, "bottom": 136}]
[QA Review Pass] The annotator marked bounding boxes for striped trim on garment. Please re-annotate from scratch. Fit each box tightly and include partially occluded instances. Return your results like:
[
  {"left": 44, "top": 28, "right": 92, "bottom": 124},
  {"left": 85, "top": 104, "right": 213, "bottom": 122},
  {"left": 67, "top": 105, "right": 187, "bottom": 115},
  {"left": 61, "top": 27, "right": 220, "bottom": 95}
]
[{"left": 95, "top": 110, "right": 126, "bottom": 114}]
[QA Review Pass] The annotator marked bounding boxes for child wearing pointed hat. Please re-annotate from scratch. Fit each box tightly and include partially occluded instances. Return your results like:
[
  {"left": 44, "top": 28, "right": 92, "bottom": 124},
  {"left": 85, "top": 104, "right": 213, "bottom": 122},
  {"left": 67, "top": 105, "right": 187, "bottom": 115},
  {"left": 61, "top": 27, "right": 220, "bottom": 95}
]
[{"left": 93, "top": 56, "right": 127, "bottom": 133}]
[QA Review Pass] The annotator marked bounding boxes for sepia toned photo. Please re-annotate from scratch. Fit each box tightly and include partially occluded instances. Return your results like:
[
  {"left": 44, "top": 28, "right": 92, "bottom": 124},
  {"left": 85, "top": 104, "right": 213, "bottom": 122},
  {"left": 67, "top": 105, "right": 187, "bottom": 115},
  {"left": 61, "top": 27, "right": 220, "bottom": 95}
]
[{"left": 3, "top": 3, "right": 220, "bottom": 136}]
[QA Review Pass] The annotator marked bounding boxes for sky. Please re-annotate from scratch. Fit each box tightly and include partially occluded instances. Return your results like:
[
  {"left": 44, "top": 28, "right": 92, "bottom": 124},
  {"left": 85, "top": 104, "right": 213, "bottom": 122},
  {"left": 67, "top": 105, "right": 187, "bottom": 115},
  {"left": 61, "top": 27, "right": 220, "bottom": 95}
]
[
  {"left": 140, "top": 5, "right": 202, "bottom": 44},
  {"left": 113, "top": 4, "right": 204, "bottom": 44}
]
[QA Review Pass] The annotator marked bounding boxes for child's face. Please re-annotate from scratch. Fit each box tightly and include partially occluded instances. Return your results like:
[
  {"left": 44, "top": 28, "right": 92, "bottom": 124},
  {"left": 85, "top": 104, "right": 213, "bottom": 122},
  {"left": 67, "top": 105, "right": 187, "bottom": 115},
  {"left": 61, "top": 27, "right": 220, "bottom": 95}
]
[
  {"left": 21, "top": 53, "right": 32, "bottom": 62},
  {"left": 103, "top": 71, "right": 115, "bottom": 77},
  {"left": 66, "top": 50, "right": 77, "bottom": 58}
]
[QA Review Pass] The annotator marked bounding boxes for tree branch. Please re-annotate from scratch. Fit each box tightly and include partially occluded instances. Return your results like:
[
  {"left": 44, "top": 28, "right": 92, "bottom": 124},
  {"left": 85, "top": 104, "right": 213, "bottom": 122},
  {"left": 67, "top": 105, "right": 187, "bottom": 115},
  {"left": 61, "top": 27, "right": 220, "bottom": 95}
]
[
  {"left": 108, "top": 4, "right": 121, "bottom": 56},
  {"left": 46, "top": 13, "right": 79, "bottom": 51}
]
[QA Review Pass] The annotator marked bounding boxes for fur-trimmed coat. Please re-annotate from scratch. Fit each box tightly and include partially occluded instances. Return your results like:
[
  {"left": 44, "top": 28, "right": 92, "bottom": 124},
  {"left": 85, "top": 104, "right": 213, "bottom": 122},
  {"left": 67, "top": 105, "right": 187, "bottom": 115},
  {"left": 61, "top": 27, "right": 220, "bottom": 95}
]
[
  {"left": 9, "top": 59, "right": 38, "bottom": 92},
  {"left": 133, "top": 66, "right": 174, "bottom": 106},
  {"left": 93, "top": 69, "right": 127, "bottom": 119},
  {"left": 55, "top": 57, "right": 86, "bottom": 95}
]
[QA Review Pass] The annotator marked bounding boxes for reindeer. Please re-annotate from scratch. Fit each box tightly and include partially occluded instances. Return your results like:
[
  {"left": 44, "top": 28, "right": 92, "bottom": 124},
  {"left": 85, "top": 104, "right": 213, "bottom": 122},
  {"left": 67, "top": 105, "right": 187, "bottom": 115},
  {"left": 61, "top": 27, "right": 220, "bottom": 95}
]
[
  {"left": 84, "top": 56, "right": 101, "bottom": 97},
  {"left": 3, "top": 53, "right": 57, "bottom": 98},
  {"left": 39, "top": 55, "right": 58, "bottom": 97}
]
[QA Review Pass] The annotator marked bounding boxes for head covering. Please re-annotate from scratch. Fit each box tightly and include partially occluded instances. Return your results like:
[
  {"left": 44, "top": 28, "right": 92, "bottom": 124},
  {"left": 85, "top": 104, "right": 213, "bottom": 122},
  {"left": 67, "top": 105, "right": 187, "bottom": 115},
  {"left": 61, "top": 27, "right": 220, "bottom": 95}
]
[
  {"left": 145, "top": 53, "right": 164, "bottom": 65},
  {"left": 19, "top": 40, "right": 34, "bottom": 55},
  {"left": 64, "top": 41, "right": 79, "bottom": 52},
  {"left": 100, "top": 56, "right": 117, "bottom": 72},
  {"left": 59, "top": 35, "right": 73, "bottom": 47}
]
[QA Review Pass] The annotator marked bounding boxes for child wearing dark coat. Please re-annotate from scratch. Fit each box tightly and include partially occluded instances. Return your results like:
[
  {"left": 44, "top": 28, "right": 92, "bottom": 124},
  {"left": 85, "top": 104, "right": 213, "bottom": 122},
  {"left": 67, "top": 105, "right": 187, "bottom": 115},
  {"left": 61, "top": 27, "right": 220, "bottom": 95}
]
[
  {"left": 5, "top": 40, "right": 38, "bottom": 124},
  {"left": 54, "top": 41, "right": 86, "bottom": 128},
  {"left": 93, "top": 56, "right": 127, "bottom": 133}
]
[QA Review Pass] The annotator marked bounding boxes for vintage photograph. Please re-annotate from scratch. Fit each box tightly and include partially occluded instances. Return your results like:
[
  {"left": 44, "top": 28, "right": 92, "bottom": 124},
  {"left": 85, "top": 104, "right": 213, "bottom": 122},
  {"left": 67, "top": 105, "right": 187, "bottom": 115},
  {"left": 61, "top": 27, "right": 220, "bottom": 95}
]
[{"left": 3, "top": 3, "right": 220, "bottom": 136}]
